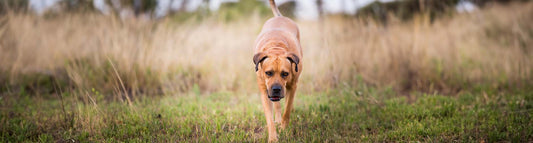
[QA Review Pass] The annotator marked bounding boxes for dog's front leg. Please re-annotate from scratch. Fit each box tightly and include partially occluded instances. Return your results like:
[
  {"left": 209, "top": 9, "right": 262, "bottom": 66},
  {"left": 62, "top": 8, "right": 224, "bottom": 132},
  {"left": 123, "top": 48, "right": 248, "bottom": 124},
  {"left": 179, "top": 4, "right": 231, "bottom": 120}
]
[
  {"left": 260, "top": 89, "right": 278, "bottom": 142},
  {"left": 281, "top": 85, "right": 297, "bottom": 129},
  {"left": 274, "top": 102, "right": 282, "bottom": 124}
]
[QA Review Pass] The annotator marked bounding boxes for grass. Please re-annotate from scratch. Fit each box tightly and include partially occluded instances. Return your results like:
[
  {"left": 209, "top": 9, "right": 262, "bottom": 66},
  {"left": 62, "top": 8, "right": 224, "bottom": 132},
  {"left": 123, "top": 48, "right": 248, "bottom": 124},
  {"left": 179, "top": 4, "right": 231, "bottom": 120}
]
[{"left": 1, "top": 87, "right": 532, "bottom": 142}]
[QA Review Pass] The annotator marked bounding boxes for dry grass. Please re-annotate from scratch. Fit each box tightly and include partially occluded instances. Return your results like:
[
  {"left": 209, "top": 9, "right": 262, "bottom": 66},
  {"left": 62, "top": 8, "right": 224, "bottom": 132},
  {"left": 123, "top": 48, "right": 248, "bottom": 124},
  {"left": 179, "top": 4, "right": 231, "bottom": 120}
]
[
  {"left": 320, "top": 3, "right": 533, "bottom": 93},
  {"left": 0, "top": 2, "right": 532, "bottom": 98}
]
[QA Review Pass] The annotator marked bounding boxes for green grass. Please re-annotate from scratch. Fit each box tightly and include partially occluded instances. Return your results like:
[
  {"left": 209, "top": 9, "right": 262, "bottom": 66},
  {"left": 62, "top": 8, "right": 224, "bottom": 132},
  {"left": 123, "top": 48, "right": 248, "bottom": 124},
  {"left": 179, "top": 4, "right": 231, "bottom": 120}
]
[{"left": 1, "top": 87, "right": 532, "bottom": 142}]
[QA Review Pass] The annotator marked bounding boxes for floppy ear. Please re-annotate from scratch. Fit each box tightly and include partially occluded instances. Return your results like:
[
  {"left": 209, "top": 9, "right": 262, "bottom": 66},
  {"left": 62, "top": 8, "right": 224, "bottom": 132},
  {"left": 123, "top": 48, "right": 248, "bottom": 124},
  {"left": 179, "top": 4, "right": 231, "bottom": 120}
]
[
  {"left": 253, "top": 52, "right": 268, "bottom": 72},
  {"left": 286, "top": 53, "right": 300, "bottom": 72}
]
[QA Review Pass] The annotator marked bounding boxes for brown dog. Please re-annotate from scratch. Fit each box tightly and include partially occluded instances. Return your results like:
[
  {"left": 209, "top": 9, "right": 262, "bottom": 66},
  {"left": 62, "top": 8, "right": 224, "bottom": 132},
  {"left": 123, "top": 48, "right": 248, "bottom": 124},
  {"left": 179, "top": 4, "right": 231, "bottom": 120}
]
[{"left": 253, "top": 0, "right": 302, "bottom": 142}]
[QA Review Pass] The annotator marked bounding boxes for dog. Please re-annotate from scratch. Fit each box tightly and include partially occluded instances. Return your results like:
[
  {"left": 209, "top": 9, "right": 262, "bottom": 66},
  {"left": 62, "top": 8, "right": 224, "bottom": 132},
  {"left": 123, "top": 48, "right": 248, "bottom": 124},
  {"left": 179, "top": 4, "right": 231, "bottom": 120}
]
[{"left": 253, "top": 0, "right": 302, "bottom": 142}]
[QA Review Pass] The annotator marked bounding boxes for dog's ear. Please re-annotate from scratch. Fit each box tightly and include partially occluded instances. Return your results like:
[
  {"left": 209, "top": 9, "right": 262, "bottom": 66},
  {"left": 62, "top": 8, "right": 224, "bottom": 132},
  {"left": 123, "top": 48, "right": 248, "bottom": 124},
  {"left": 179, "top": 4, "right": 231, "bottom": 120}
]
[
  {"left": 253, "top": 52, "right": 268, "bottom": 72},
  {"left": 286, "top": 53, "right": 300, "bottom": 72}
]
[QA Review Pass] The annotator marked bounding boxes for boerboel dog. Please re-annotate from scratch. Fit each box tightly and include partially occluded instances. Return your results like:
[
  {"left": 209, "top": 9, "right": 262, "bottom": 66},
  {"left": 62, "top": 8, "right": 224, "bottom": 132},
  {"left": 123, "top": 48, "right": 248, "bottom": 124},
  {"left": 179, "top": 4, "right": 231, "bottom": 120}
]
[{"left": 253, "top": 0, "right": 302, "bottom": 142}]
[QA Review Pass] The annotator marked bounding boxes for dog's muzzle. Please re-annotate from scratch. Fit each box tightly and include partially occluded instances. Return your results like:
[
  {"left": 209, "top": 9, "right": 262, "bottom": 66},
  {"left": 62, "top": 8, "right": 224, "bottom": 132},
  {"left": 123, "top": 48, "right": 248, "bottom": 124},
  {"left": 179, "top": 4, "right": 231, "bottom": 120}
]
[{"left": 268, "top": 84, "right": 284, "bottom": 102}]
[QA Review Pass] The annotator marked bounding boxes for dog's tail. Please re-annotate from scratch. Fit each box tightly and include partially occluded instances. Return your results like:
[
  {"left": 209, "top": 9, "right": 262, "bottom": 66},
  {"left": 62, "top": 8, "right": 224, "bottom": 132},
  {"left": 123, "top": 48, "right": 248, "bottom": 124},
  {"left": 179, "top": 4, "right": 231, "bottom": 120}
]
[{"left": 269, "top": 0, "right": 282, "bottom": 17}]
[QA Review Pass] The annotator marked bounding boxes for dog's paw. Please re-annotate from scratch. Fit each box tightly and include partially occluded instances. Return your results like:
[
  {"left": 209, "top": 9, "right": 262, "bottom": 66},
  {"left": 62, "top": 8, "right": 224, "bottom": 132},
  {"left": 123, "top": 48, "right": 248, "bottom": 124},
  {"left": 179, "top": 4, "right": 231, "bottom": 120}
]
[
  {"left": 268, "top": 135, "right": 279, "bottom": 143},
  {"left": 280, "top": 121, "right": 289, "bottom": 129},
  {"left": 268, "top": 137, "right": 278, "bottom": 143},
  {"left": 280, "top": 124, "right": 287, "bottom": 130}
]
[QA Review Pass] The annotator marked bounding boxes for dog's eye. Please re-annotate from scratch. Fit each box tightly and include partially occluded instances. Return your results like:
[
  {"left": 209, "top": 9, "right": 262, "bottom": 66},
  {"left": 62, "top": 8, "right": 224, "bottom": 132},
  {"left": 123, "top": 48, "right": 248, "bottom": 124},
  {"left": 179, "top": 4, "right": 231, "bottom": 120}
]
[
  {"left": 265, "top": 71, "right": 273, "bottom": 76},
  {"left": 281, "top": 72, "right": 289, "bottom": 77}
]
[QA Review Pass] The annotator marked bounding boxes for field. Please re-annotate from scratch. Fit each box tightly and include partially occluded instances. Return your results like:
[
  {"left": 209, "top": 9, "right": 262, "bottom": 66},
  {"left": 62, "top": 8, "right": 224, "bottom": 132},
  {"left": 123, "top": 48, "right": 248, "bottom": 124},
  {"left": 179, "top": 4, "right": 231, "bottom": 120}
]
[
  {"left": 1, "top": 1, "right": 533, "bottom": 142},
  {"left": 2, "top": 86, "right": 532, "bottom": 142}
]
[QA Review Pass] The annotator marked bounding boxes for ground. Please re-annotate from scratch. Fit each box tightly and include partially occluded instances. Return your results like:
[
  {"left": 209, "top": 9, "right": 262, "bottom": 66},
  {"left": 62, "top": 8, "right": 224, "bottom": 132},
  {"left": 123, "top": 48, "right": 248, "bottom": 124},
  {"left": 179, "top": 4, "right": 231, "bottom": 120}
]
[{"left": 1, "top": 86, "right": 531, "bottom": 142}]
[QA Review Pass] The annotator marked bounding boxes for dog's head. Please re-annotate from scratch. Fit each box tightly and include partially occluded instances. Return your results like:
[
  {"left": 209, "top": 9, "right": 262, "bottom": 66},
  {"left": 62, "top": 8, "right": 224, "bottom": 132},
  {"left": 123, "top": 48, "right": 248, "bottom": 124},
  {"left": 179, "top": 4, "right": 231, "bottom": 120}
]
[{"left": 254, "top": 52, "right": 299, "bottom": 102}]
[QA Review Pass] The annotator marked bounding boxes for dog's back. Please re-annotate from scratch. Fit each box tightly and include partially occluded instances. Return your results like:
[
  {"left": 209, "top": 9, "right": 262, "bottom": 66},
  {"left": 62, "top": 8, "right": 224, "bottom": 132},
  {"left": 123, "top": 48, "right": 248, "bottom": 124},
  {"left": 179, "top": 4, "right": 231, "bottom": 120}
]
[
  {"left": 261, "top": 17, "right": 300, "bottom": 41},
  {"left": 254, "top": 17, "right": 301, "bottom": 56}
]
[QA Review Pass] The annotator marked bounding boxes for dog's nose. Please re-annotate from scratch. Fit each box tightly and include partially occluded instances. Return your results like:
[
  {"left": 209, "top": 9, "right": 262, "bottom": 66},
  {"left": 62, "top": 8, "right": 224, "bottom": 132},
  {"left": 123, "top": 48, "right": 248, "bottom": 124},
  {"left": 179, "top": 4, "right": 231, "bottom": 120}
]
[
  {"left": 272, "top": 85, "right": 282, "bottom": 94},
  {"left": 269, "top": 85, "right": 284, "bottom": 101}
]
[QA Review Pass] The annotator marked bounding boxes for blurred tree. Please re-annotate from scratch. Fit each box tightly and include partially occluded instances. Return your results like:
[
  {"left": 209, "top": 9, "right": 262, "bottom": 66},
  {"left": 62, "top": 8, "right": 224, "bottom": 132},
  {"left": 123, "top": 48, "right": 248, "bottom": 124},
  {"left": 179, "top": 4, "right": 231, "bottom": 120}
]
[
  {"left": 216, "top": 0, "right": 270, "bottom": 21},
  {"left": 5, "top": 0, "right": 528, "bottom": 21},
  {"left": 278, "top": 0, "right": 295, "bottom": 18},
  {"left": 357, "top": 0, "right": 460, "bottom": 24},
  {"left": 0, "top": 0, "right": 28, "bottom": 14},
  {"left": 65, "top": 0, "right": 95, "bottom": 12}
]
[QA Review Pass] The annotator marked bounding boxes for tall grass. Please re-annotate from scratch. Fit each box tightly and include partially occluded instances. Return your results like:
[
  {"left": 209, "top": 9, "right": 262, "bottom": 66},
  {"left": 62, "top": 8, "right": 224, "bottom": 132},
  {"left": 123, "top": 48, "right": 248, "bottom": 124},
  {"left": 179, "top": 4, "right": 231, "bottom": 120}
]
[{"left": 0, "top": 2, "right": 531, "bottom": 99}]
